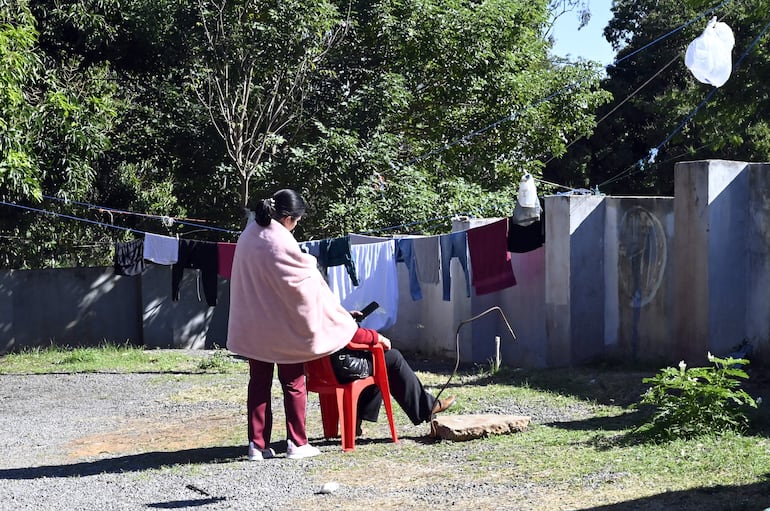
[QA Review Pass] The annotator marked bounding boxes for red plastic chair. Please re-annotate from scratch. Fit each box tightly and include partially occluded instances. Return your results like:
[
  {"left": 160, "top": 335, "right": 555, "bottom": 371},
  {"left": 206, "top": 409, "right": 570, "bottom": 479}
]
[{"left": 305, "top": 342, "right": 399, "bottom": 452}]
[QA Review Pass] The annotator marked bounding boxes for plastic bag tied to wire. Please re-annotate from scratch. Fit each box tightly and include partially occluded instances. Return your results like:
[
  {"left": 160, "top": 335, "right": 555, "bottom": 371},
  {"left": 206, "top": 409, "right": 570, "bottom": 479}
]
[{"left": 685, "top": 17, "right": 735, "bottom": 88}]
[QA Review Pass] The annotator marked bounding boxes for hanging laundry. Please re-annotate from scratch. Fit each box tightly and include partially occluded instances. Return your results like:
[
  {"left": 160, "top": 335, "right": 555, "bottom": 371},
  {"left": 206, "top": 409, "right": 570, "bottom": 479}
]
[
  {"left": 349, "top": 233, "right": 393, "bottom": 246},
  {"left": 396, "top": 238, "right": 422, "bottom": 301},
  {"left": 217, "top": 242, "right": 237, "bottom": 279},
  {"left": 172, "top": 239, "right": 219, "bottom": 306},
  {"left": 439, "top": 231, "right": 471, "bottom": 301},
  {"left": 518, "top": 173, "right": 538, "bottom": 207},
  {"left": 685, "top": 17, "right": 734, "bottom": 88},
  {"left": 467, "top": 219, "right": 517, "bottom": 295},
  {"left": 113, "top": 239, "right": 145, "bottom": 276},
  {"left": 298, "top": 239, "right": 321, "bottom": 257},
  {"left": 513, "top": 173, "right": 542, "bottom": 226},
  {"left": 328, "top": 240, "right": 398, "bottom": 331},
  {"left": 318, "top": 236, "right": 359, "bottom": 286},
  {"left": 507, "top": 217, "right": 545, "bottom": 253},
  {"left": 143, "top": 233, "right": 179, "bottom": 265},
  {"left": 412, "top": 235, "right": 441, "bottom": 285},
  {"left": 298, "top": 239, "right": 327, "bottom": 278}
]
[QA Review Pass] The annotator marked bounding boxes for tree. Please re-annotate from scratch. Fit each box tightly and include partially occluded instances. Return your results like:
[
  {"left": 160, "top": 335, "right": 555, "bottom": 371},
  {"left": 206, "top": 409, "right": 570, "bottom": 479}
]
[
  {"left": 546, "top": 0, "right": 770, "bottom": 196},
  {"left": 0, "top": 0, "right": 121, "bottom": 268},
  {"left": 189, "top": 0, "right": 351, "bottom": 215},
  {"left": 280, "top": 0, "right": 611, "bottom": 238},
  {"left": 4, "top": 0, "right": 612, "bottom": 268},
  {"left": 0, "top": 1, "right": 42, "bottom": 199}
]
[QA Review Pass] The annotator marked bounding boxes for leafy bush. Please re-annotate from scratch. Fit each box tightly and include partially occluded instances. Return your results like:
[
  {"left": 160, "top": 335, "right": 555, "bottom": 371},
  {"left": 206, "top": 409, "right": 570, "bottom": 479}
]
[
  {"left": 196, "top": 346, "right": 232, "bottom": 372},
  {"left": 636, "top": 353, "right": 758, "bottom": 440}
]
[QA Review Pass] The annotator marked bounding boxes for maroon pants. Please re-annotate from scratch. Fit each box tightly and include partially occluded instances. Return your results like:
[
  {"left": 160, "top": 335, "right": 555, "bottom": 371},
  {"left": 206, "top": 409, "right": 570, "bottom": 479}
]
[{"left": 247, "top": 359, "right": 307, "bottom": 450}]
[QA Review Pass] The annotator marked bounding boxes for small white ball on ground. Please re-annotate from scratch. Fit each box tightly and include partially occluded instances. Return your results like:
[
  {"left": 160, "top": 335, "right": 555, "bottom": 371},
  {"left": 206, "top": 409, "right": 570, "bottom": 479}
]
[{"left": 319, "top": 481, "right": 340, "bottom": 494}]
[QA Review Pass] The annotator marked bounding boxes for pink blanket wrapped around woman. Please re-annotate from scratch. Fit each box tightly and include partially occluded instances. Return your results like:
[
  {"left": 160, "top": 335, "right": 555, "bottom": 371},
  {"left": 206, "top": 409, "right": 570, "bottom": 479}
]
[{"left": 226, "top": 220, "right": 358, "bottom": 364}]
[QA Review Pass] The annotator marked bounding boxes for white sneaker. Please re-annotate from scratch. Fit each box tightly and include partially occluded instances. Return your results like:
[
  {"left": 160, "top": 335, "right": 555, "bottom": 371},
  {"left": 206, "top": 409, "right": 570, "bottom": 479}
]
[
  {"left": 248, "top": 442, "right": 276, "bottom": 461},
  {"left": 286, "top": 439, "right": 321, "bottom": 459}
]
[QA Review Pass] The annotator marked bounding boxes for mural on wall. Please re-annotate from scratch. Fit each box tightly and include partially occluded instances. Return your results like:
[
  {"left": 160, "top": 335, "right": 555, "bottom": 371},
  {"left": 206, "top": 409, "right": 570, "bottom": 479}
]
[
  {"left": 617, "top": 205, "right": 668, "bottom": 360},
  {"left": 618, "top": 206, "right": 667, "bottom": 308}
]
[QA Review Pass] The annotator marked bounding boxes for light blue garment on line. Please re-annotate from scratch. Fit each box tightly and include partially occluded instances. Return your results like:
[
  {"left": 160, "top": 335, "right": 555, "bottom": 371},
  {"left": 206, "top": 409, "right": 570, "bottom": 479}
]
[
  {"left": 439, "top": 231, "right": 471, "bottom": 301},
  {"left": 327, "top": 240, "right": 399, "bottom": 331}
]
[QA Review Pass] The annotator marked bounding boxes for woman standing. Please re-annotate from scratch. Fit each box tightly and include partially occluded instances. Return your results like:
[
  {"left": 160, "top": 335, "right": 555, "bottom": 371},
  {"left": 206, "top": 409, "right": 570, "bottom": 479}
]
[{"left": 227, "top": 189, "right": 454, "bottom": 460}]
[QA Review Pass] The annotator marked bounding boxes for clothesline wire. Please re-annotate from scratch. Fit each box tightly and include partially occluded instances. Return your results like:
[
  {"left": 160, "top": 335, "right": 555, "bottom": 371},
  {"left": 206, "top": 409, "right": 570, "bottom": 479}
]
[
  {"left": 3, "top": 4, "right": 736, "bottom": 241},
  {"left": 14, "top": 3, "right": 728, "bottom": 238},
  {"left": 359, "top": 212, "right": 475, "bottom": 235},
  {"left": 619, "top": 141, "right": 720, "bottom": 184},
  {"left": 399, "top": 0, "right": 732, "bottom": 172},
  {"left": 607, "top": 0, "right": 733, "bottom": 68},
  {"left": 533, "top": 176, "right": 576, "bottom": 191},
  {"left": 543, "top": 54, "right": 681, "bottom": 167},
  {"left": 597, "top": 14, "right": 770, "bottom": 190},
  {"left": 1, "top": 200, "right": 491, "bottom": 247},
  {"left": 41, "top": 194, "right": 240, "bottom": 235},
  {"left": 1, "top": 200, "right": 143, "bottom": 236}
]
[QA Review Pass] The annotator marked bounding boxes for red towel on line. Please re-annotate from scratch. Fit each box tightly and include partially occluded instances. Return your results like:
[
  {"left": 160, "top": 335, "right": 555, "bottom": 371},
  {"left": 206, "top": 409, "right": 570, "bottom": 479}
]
[
  {"left": 467, "top": 219, "right": 517, "bottom": 295},
  {"left": 217, "top": 242, "right": 237, "bottom": 279}
]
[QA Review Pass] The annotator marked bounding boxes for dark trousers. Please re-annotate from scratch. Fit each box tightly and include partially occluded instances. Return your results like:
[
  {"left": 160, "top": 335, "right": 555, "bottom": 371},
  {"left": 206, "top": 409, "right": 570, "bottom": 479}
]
[
  {"left": 247, "top": 359, "right": 308, "bottom": 449},
  {"left": 353, "top": 348, "right": 436, "bottom": 425}
]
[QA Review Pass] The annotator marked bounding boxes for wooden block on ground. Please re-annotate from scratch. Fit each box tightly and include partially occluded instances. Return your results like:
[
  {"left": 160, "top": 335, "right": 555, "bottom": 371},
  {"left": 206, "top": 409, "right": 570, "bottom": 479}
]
[{"left": 431, "top": 414, "right": 530, "bottom": 441}]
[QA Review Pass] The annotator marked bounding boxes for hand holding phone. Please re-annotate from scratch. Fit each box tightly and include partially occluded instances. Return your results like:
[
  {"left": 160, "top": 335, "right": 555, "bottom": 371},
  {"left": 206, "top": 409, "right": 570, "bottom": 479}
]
[{"left": 356, "top": 301, "right": 379, "bottom": 322}]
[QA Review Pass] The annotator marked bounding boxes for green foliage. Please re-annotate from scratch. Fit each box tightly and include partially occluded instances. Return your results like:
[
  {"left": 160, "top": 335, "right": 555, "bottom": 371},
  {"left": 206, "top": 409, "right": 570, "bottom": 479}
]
[
  {"left": 0, "top": 342, "right": 243, "bottom": 374},
  {"left": 196, "top": 345, "right": 234, "bottom": 372},
  {"left": 4, "top": 0, "right": 611, "bottom": 267},
  {"left": 0, "top": 1, "right": 43, "bottom": 199},
  {"left": 549, "top": 0, "right": 770, "bottom": 196},
  {"left": 636, "top": 353, "right": 758, "bottom": 441},
  {"left": 288, "top": 0, "right": 608, "bottom": 237}
]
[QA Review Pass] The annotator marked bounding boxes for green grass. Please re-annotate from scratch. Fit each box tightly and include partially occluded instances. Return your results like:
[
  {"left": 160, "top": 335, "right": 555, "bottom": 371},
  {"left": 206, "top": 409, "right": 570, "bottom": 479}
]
[
  {"left": 2, "top": 345, "right": 769, "bottom": 510},
  {"left": 305, "top": 363, "right": 770, "bottom": 510},
  {"left": 0, "top": 343, "right": 246, "bottom": 374}
]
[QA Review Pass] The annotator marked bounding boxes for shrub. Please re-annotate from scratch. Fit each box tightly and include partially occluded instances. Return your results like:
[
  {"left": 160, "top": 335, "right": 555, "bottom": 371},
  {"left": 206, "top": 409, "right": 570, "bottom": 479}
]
[{"left": 636, "top": 352, "right": 757, "bottom": 440}]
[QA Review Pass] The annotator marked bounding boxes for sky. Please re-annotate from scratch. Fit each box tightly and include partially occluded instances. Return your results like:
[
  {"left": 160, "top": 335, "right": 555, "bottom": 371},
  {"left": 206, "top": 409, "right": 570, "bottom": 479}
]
[{"left": 550, "top": 0, "right": 616, "bottom": 66}]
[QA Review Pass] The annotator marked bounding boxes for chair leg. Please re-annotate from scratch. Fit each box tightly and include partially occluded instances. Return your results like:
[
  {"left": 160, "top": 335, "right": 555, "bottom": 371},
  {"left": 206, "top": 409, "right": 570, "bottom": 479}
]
[
  {"left": 340, "top": 388, "right": 357, "bottom": 452},
  {"left": 319, "top": 394, "right": 340, "bottom": 439}
]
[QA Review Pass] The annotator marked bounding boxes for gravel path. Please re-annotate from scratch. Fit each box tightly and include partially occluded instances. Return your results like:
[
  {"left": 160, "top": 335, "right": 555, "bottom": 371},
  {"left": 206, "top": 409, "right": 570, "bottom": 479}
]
[
  {"left": 0, "top": 369, "right": 612, "bottom": 511},
  {"left": 1, "top": 366, "right": 766, "bottom": 511},
  {"left": 0, "top": 374, "right": 568, "bottom": 511},
  {"left": 0, "top": 372, "right": 323, "bottom": 510}
]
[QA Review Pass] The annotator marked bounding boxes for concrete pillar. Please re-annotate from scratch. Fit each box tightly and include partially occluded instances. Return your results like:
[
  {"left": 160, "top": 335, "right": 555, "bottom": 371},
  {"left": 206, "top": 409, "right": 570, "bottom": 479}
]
[
  {"left": 745, "top": 162, "right": 770, "bottom": 363},
  {"left": 673, "top": 160, "right": 749, "bottom": 364},
  {"left": 545, "top": 194, "right": 605, "bottom": 366}
]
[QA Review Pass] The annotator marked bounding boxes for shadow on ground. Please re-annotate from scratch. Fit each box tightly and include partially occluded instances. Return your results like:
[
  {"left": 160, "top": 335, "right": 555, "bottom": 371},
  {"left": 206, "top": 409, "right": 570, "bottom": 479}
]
[
  {"left": 0, "top": 446, "right": 244, "bottom": 479},
  {"left": 583, "top": 475, "right": 770, "bottom": 511}
]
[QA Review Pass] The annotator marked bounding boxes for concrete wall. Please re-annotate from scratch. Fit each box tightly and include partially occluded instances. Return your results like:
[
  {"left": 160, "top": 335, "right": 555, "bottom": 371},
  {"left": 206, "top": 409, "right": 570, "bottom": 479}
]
[
  {"left": 674, "top": 160, "right": 770, "bottom": 365},
  {"left": 3, "top": 159, "right": 769, "bottom": 366},
  {"left": 0, "top": 267, "right": 144, "bottom": 351},
  {"left": 604, "top": 197, "right": 675, "bottom": 365},
  {"left": 0, "top": 265, "right": 231, "bottom": 353}
]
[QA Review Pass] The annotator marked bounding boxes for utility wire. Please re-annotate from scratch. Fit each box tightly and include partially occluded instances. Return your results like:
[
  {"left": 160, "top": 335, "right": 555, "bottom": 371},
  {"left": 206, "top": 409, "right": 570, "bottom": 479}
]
[
  {"left": 544, "top": 54, "right": 680, "bottom": 166},
  {"left": 1, "top": 200, "right": 142, "bottom": 236},
  {"left": 608, "top": 0, "right": 733, "bottom": 68},
  {"left": 597, "top": 15, "right": 770, "bottom": 190},
  {"left": 399, "top": 0, "right": 734, "bottom": 171},
  {"left": 41, "top": 194, "right": 240, "bottom": 235}
]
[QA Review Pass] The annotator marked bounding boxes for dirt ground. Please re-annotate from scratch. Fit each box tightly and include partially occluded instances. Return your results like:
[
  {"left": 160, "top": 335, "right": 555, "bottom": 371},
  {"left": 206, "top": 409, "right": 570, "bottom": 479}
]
[{"left": 1, "top": 366, "right": 769, "bottom": 511}]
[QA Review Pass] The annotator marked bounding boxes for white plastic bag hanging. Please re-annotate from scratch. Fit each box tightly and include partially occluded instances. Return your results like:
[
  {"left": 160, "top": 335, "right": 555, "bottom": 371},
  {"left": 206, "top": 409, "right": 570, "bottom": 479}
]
[
  {"left": 517, "top": 173, "right": 537, "bottom": 208},
  {"left": 514, "top": 173, "right": 541, "bottom": 226},
  {"left": 685, "top": 17, "right": 734, "bottom": 87}
]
